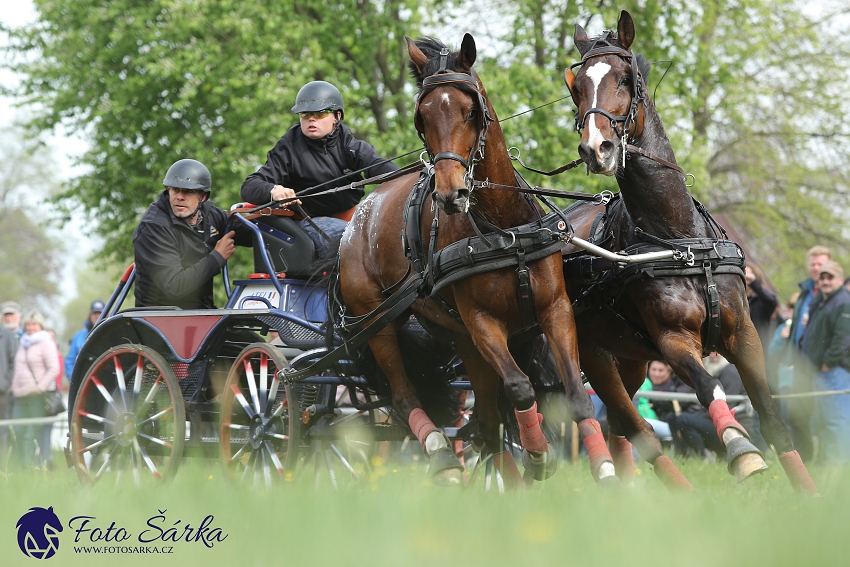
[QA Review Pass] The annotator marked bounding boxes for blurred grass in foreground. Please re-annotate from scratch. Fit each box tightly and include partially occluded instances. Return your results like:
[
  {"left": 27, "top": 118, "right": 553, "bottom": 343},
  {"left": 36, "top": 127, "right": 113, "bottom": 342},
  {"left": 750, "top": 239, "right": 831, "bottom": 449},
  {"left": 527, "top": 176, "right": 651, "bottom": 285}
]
[{"left": 2, "top": 455, "right": 849, "bottom": 567}]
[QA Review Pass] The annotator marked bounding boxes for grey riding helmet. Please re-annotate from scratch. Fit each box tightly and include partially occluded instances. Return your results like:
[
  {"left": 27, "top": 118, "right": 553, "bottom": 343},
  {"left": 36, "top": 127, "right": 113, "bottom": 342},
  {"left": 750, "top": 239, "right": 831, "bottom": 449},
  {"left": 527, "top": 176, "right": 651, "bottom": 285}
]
[
  {"left": 162, "top": 159, "right": 212, "bottom": 192},
  {"left": 291, "top": 81, "right": 345, "bottom": 119}
]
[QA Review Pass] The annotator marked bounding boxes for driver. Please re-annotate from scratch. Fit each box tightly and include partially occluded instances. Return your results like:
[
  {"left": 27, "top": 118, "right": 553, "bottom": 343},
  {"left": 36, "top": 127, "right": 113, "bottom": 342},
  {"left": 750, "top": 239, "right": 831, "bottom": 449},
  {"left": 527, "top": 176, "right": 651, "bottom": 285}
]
[
  {"left": 133, "top": 159, "right": 253, "bottom": 309},
  {"left": 240, "top": 80, "right": 399, "bottom": 259}
]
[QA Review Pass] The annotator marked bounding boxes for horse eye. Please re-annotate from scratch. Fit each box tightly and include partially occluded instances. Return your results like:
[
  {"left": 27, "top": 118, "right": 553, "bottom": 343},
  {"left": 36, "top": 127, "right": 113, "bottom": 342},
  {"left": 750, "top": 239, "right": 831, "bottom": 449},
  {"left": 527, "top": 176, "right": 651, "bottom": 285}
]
[
  {"left": 620, "top": 76, "right": 631, "bottom": 87},
  {"left": 466, "top": 108, "right": 476, "bottom": 121}
]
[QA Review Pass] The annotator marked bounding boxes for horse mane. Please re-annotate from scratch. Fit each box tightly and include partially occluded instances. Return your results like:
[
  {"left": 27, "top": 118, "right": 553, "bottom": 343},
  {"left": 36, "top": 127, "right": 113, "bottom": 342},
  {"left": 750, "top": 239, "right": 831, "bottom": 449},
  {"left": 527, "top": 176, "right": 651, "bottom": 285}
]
[
  {"left": 583, "top": 31, "right": 651, "bottom": 81},
  {"left": 407, "top": 37, "right": 480, "bottom": 102}
]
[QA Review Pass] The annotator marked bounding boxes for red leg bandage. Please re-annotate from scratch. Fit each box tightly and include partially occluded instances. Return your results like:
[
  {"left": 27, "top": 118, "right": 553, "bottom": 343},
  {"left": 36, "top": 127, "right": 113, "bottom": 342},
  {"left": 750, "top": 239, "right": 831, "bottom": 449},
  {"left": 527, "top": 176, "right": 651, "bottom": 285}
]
[
  {"left": 492, "top": 450, "right": 526, "bottom": 490},
  {"left": 708, "top": 399, "right": 748, "bottom": 440},
  {"left": 652, "top": 455, "right": 694, "bottom": 491},
  {"left": 578, "top": 419, "right": 613, "bottom": 476},
  {"left": 779, "top": 450, "right": 818, "bottom": 494},
  {"left": 608, "top": 435, "right": 635, "bottom": 484},
  {"left": 515, "top": 402, "right": 548, "bottom": 455},
  {"left": 408, "top": 408, "right": 438, "bottom": 448}
]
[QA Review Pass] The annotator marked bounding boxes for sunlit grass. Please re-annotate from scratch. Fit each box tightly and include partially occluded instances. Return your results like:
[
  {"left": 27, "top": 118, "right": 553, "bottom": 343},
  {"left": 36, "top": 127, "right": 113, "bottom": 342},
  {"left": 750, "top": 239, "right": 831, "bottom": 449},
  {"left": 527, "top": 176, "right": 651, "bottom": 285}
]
[{"left": 1, "top": 453, "right": 848, "bottom": 567}]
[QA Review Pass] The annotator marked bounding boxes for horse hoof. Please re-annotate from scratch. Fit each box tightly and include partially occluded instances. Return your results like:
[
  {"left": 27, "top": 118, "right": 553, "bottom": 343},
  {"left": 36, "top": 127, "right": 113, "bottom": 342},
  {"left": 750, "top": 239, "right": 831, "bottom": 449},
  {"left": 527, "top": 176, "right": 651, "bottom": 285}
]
[
  {"left": 427, "top": 447, "right": 464, "bottom": 486},
  {"left": 521, "top": 446, "right": 558, "bottom": 481},
  {"left": 726, "top": 437, "right": 768, "bottom": 482}
]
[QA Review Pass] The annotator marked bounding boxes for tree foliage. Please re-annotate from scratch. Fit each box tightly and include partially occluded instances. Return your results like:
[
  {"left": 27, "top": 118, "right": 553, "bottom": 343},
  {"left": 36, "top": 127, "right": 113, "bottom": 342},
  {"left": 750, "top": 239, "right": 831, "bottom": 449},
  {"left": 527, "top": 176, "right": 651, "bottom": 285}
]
[
  {"left": 0, "top": 124, "right": 62, "bottom": 310},
  {"left": 4, "top": 0, "right": 850, "bottom": 297}
]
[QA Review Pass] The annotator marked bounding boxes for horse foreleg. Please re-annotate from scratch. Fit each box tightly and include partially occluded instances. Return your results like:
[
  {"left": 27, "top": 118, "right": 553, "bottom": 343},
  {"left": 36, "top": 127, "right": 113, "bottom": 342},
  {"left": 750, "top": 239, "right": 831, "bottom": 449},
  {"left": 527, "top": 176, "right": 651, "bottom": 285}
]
[
  {"left": 460, "top": 315, "right": 557, "bottom": 481},
  {"left": 538, "top": 303, "right": 616, "bottom": 483},
  {"left": 366, "top": 327, "right": 463, "bottom": 486},
  {"left": 723, "top": 322, "right": 818, "bottom": 494},
  {"left": 659, "top": 332, "right": 768, "bottom": 482},
  {"left": 453, "top": 337, "right": 526, "bottom": 489},
  {"left": 583, "top": 347, "right": 694, "bottom": 489}
]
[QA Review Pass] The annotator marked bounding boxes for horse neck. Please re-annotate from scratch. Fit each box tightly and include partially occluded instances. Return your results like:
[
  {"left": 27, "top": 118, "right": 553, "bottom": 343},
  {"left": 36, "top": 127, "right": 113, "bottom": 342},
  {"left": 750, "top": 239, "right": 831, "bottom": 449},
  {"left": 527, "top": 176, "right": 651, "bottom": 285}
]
[
  {"left": 469, "top": 93, "right": 535, "bottom": 227},
  {"left": 617, "top": 96, "right": 707, "bottom": 239}
]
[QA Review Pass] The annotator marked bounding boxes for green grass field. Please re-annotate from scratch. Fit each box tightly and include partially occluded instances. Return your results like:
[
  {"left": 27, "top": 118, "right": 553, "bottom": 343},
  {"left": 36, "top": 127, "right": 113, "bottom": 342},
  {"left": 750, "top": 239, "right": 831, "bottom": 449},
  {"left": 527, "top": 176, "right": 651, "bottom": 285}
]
[{"left": 2, "top": 454, "right": 849, "bottom": 567}]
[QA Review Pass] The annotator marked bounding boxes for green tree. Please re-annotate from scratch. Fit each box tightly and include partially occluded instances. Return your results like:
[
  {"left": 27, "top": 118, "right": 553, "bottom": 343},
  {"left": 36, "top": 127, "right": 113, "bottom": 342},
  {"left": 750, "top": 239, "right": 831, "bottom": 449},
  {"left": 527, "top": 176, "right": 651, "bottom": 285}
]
[{"left": 0, "top": 124, "right": 62, "bottom": 310}]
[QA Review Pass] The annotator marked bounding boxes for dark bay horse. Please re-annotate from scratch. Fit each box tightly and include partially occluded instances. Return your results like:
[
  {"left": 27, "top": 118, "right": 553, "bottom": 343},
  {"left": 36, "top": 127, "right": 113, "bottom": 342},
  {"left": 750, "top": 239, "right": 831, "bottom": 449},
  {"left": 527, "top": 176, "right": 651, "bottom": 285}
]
[
  {"left": 339, "top": 34, "right": 616, "bottom": 486},
  {"left": 560, "top": 10, "right": 816, "bottom": 493}
]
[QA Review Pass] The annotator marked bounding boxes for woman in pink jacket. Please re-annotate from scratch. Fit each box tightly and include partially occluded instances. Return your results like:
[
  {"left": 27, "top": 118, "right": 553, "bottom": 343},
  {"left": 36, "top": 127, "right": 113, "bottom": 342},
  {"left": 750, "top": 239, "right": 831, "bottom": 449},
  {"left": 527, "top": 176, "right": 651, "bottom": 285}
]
[{"left": 11, "top": 311, "right": 59, "bottom": 468}]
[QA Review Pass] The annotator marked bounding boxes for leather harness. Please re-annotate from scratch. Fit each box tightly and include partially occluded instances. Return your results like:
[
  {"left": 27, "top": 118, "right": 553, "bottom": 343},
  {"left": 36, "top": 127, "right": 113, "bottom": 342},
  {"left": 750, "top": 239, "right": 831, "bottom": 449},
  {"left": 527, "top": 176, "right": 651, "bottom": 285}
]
[{"left": 563, "top": 193, "right": 746, "bottom": 356}]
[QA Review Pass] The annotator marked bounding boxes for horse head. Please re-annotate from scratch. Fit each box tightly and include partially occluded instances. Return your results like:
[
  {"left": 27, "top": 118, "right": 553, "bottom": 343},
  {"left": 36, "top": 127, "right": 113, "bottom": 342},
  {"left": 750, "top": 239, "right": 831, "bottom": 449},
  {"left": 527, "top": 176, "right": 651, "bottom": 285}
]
[
  {"left": 565, "top": 10, "right": 648, "bottom": 175},
  {"left": 407, "top": 34, "right": 491, "bottom": 215}
]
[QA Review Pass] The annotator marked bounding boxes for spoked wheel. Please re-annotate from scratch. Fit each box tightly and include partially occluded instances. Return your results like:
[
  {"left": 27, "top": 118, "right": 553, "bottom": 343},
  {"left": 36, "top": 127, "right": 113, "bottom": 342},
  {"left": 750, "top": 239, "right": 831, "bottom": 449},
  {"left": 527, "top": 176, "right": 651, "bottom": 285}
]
[
  {"left": 70, "top": 344, "right": 185, "bottom": 485},
  {"left": 219, "top": 343, "right": 299, "bottom": 485}
]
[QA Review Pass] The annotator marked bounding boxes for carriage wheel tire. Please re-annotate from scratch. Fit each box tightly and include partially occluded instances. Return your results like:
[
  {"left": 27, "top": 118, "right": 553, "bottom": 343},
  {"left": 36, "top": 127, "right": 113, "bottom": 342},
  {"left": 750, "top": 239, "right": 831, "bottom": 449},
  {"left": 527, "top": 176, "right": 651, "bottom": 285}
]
[{"left": 70, "top": 344, "right": 186, "bottom": 485}]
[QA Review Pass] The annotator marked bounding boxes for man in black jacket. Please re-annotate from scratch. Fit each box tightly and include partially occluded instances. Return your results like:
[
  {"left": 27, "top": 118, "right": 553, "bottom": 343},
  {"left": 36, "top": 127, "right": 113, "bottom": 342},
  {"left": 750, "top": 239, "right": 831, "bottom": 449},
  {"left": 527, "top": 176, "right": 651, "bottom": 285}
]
[
  {"left": 802, "top": 260, "right": 850, "bottom": 465},
  {"left": 240, "top": 81, "right": 399, "bottom": 259},
  {"left": 134, "top": 159, "right": 252, "bottom": 309}
]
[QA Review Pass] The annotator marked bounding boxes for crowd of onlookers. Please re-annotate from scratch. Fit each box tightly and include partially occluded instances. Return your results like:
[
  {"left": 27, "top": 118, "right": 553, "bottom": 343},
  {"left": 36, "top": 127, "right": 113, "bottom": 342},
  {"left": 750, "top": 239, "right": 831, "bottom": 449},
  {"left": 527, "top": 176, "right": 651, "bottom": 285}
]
[{"left": 0, "top": 299, "right": 103, "bottom": 471}]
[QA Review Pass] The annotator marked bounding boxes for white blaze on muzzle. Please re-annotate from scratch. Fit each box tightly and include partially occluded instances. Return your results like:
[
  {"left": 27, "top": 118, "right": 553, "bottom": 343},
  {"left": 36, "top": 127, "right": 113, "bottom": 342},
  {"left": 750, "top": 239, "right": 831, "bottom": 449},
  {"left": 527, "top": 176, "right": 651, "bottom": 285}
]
[{"left": 585, "top": 61, "right": 612, "bottom": 153}]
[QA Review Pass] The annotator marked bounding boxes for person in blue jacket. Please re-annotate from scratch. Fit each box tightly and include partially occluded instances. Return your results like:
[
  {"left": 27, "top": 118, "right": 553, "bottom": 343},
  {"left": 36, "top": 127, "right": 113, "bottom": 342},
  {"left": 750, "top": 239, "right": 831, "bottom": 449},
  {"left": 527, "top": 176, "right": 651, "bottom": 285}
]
[{"left": 65, "top": 300, "right": 104, "bottom": 378}]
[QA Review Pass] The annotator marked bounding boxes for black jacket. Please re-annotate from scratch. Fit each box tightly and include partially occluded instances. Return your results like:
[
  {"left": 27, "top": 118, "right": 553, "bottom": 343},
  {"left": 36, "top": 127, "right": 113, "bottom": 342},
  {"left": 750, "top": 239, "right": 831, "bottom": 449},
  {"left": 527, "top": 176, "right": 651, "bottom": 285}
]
[
  {"left": 802, "top": 286, "right": 850, "bottom": 371},
  {"left": 240, "top": 123, "right": 399, "bottom": 217},
  {"left": 133, "top": 191, "right": 252, "bottom": 309},
  {"left": 747, "top": 278, "right": 779, "bottom": 346}
]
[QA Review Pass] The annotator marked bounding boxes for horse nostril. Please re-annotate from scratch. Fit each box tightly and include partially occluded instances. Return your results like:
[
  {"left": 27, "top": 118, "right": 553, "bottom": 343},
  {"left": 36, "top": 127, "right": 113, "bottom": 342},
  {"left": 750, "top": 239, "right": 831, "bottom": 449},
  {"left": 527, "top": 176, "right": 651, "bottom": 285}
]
[
  {"left": 455, "top": 189, "right": 469, "bottom": 202},
  {"left": 578, "top": 143, "right": 592, "bottom": 161},
  {"left": 598, "top": 140, "right": 614, "bottom": 159}
]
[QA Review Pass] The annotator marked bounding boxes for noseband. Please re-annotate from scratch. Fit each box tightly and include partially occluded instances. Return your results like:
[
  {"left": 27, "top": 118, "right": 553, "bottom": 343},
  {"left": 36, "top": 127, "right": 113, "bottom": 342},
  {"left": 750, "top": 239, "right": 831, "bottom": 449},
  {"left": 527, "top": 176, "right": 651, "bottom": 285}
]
[
  {"left": 566, "top": 31, "right": 645, "bottom": 143},
  {"left": 415, "top": 48, "right": 494, "bottom": 192}
]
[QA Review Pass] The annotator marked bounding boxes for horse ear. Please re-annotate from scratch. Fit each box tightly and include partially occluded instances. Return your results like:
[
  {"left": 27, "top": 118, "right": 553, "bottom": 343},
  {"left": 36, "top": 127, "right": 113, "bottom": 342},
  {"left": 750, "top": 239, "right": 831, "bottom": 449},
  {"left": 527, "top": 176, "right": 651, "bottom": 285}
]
[
  {"left": 564, "top": 68, "right": 577, "bottom": 100},
  {"left": 574, "top": 24, "right": 591, "bottom": 56},
  {"left": 406, "top": 36, "right": 428, "bottom": 75},
  {"left": 618, "top": 10, "right": 635, "bottom": 51},
  {"left": 458, "top": 33, "right": 477, "bottom": 69}
]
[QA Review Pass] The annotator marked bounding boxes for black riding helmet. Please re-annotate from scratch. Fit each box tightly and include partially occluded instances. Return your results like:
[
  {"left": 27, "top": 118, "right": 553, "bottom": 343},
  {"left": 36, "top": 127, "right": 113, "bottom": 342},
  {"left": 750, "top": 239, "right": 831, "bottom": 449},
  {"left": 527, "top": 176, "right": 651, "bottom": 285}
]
[
  {"left": 163, "top": 159, "right": 212, "bottom": 192},
  {"left": 291, "top": 81, "right": 345, "bottom": 119}
]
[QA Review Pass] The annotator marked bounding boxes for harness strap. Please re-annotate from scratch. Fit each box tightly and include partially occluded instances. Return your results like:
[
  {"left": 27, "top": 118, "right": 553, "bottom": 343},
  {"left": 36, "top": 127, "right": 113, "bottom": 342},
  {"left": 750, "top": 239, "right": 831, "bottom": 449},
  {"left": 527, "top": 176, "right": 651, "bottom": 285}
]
[
  {"left": 626, "top": 144, "right": 685, "bottom": 176},
  {"left": 515, "top": 248, "right": 537, "bottom": 330},
  {"left": 703, "top": 261, "right": 722, "bottom": 355}
]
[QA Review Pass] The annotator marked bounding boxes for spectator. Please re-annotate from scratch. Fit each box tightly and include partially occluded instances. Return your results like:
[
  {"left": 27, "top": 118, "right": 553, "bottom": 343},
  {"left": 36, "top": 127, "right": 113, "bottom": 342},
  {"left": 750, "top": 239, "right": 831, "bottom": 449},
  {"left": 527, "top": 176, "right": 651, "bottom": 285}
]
[
  {"left": 646, "top": 360, "right": 685, "bottom": 422},
  {"left": 0, "top": 324, "right": 17, "bottom": 467},
  {"left": 65, "top": 300, "right": 105, "bottom": 379},
  {"left": 11, "top": 311, "right": 60, "bottom": 468},
  {"left": 2, "top": 301, "right": 23, "bottom": 338},
  {"left": 746, "top": 264, "right": 779, "bottom": 350},
  {"left": 40, "top": 328, "right": 65, "bottom": 470},
  {"left": 777, "top": 245, "right": 832, "bottom": 462},
  {"left": 801, "top": 260, "right": 850, "bottom": 465}
]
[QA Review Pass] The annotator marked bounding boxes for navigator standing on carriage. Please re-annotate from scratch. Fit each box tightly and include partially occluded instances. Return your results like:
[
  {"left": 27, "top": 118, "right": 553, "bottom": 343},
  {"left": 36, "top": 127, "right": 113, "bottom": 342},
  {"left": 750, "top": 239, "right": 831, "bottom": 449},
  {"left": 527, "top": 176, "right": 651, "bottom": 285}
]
[
  {"left": 133, "top": 158, "right": 253, "bottom": 309},
  {"left": 240, "top": 80, "right": 399, "bottom": 259}
]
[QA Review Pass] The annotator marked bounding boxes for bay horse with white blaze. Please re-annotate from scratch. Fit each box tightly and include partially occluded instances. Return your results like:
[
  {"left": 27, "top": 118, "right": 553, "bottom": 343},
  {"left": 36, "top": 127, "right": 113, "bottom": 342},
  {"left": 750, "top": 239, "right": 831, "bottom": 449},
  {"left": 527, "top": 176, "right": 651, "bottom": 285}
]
[
  {"left": 560, "top": 10, "right": 816, "bottom": 493},
  {"left": 339, "top": 34, "right": 617, "bottom": 486}
]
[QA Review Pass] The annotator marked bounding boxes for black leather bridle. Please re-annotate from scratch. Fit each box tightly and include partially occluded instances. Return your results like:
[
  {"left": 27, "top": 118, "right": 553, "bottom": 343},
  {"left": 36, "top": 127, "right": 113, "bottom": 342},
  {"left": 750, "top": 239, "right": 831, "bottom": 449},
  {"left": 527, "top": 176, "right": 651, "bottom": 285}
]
[
  {"left": 415, "top": 48, "right": 494, "bottom": 193},
  {"left": 566, "top": 31, "right": 645, "bottom": 143}
]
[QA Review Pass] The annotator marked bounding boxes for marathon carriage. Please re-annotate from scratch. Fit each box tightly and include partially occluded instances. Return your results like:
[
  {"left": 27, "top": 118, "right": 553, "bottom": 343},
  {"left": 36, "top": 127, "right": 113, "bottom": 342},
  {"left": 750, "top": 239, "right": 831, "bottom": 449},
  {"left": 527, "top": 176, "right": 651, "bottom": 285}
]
[{"left": 64, "top": 203, "right": 504, "bottom": 486}]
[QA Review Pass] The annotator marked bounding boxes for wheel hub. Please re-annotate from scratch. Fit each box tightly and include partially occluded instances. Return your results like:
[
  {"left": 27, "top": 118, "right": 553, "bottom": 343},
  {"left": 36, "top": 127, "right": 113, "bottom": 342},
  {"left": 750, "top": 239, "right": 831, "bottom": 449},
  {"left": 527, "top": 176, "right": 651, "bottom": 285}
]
[
  {"left": 249, "top": 414, "right": 265, "bottom": 449},
  {"left": 114, "top": 412, "right": 138, "bottom": 447}
]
